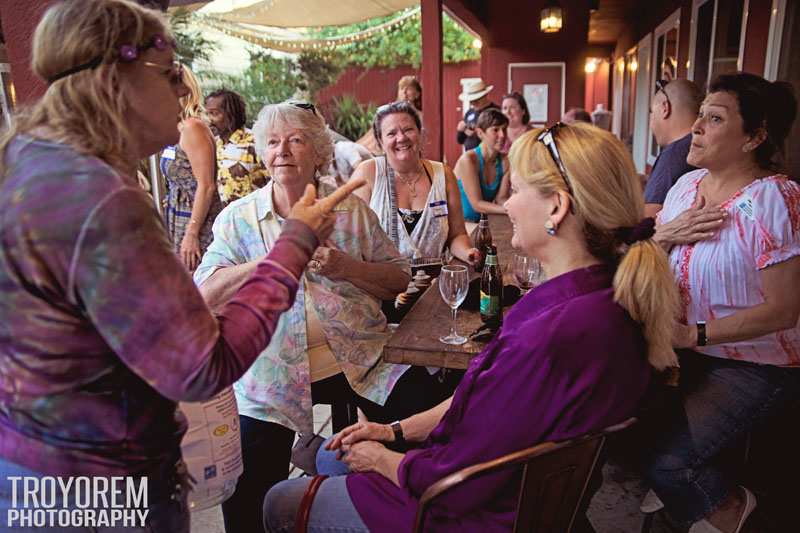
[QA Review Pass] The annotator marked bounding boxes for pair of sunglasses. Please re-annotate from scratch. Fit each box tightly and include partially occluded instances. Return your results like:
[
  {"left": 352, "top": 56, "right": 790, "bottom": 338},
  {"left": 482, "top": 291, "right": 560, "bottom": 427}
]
[
  {"left": 536, "top": 122, "right": 576, "bottom": 213},
  {"left": 141, "top": 61, "right": 184, "bottom": 86},
  {"left": 290, "top": 101, "right": 318, "bottom": 115}
]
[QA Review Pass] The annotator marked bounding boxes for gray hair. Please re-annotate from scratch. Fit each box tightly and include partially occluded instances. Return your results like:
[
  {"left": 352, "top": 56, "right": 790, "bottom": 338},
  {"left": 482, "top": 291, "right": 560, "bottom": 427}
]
[{"left": 253, "top": 100, "right": 334, "bottom": 175}]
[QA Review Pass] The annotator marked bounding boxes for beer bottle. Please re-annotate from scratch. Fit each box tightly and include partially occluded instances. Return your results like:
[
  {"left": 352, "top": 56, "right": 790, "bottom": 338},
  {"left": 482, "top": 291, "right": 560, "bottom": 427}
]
[
  {"left": 480, "top": 245, "right": 503, "bottom": 329},
  {"left": 473, "top": 213, "right": 493, "bottom": 271}
]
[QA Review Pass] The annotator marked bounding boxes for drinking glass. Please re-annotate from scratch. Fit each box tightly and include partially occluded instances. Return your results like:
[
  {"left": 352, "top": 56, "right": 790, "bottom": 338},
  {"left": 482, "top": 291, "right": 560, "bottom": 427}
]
[
  {"left": 438, "top": 265, "right": 469, "bottom": 345},
  {"left": 513, "top": 254, "right": 541, "bottom": 294}
]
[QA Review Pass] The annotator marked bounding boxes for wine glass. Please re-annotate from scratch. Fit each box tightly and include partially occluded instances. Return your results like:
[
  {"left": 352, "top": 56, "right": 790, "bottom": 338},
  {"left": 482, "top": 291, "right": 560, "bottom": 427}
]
[
  {"left": 438, "top": 265, "right": 469, "bottom": 345},
  {"left": 512, "top": 254, "right": 541, "bottom": 294}
]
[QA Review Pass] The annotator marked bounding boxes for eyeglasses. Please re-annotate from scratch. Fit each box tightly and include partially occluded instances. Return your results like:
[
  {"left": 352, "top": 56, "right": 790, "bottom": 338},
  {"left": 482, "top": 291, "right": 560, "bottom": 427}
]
[
  {"left": 536, "top": 122, "right": 576, "bottom": 213},
  {"left": 141, "top": 61, "right": 184, "bottom": 86},
  {"left": 289, "top": 101, "right": 318, "bottom": 115},
  {"left": 655, "top": 79, "right": 671, "bottom": 107}
]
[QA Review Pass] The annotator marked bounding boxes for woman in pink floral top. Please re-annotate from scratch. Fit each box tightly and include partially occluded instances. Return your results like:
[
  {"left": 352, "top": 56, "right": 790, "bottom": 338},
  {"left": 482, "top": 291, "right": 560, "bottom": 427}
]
[{"left": 647, "top": 73, "right": 800, "bottom": 533}]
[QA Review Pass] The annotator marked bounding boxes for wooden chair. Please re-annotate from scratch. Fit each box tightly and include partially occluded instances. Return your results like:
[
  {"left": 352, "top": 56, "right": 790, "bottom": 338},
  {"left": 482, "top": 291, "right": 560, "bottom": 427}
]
[{"left": 413, "top": 417, "right": 637, "bottom": 533}]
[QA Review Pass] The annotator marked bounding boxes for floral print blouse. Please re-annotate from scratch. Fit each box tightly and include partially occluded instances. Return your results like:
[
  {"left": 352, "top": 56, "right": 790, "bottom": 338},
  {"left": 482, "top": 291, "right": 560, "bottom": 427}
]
[
  {"left": 194, "top": 182, "right": 411, "bottom": 434},
  {"left": 215, "top": 128, "right": 269, "bottom": 205}
]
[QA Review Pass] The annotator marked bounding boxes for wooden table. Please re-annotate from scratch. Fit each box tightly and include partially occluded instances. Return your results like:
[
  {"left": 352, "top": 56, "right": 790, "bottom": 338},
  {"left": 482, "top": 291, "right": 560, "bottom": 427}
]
[{"left": 383, "top": 214, "right": 515, "bottom": 369}]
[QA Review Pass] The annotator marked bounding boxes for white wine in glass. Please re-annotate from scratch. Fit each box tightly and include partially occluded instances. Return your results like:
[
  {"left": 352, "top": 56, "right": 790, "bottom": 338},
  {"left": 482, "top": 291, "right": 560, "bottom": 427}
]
[{"left": 438, "top": 265, "right": 469, "bottom": 345}]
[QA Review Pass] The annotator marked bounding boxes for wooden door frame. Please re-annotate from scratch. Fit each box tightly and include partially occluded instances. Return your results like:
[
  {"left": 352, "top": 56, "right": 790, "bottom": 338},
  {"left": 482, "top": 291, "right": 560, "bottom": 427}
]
[{"left": 507, "top": 62, "right": 566, "bottom": 119}]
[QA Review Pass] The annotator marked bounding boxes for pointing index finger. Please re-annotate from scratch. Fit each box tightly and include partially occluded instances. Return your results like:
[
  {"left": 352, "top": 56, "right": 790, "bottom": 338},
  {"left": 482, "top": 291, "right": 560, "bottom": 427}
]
[{"left": 316, "top": 178, "right": 367, "bottom": 214}]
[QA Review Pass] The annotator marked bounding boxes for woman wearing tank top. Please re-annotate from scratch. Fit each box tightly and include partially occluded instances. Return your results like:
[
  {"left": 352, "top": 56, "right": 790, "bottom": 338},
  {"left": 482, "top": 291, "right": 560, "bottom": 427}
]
[
  {"left": 454, "top": 108, "right": 511, "bottom": 223},
  {"left": 352, "top": 101, "right": 480, "bottom": 269}
]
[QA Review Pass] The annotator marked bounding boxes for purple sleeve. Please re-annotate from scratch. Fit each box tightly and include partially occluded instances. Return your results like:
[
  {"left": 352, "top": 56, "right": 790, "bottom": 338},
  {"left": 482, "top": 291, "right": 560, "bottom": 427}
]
[
  {"left": 395, "top": 331, "right": 562, "bottom": 512},
  {"left": 72, "top": 188, "right": 317, "bottom": 401}
]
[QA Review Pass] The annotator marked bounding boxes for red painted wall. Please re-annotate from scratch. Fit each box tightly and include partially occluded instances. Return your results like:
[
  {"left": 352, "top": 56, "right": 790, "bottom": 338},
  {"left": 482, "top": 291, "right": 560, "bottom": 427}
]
[
  {"left": 741, "top": 0, "right": 772, "bottom": 76},
  {"left": 479, "top": 0, "right": 591, "bottom": 124},
  {"left": 584, "top": 60, "right": 610, "bottom": 114},
  {"left": 0, "top": 0, "right": 54, "bottom": 105},
  {"left": 316, "top": 61, "right": 480, "bottom": 167}
]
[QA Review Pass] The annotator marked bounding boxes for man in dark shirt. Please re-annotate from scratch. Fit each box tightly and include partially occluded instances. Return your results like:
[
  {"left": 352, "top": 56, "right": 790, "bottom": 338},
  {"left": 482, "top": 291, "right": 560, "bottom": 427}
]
[
  {"left": 644, "top": 78, "right": 703, "bottom": 217},
  {"left": 457, "top": 79, "right": 499, "bottom": 151}
]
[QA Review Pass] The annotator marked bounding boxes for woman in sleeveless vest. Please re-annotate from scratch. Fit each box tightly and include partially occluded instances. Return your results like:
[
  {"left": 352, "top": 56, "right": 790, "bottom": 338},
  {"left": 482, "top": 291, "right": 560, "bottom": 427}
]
[
  {"left": 160, "top": 65, "right": 222, "bottom": 271},
  {"left": 454, "top": 108, "right": 511, "bottom": 225},
  {"left": 352, "top": 101, "right": 479, "bottom": 271}
]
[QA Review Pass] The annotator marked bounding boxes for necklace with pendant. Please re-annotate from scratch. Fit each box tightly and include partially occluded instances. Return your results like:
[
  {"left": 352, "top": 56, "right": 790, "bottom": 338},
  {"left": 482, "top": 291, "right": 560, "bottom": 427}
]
[{"left": 397, "top": 169, "right": 423, "bottom": 198}]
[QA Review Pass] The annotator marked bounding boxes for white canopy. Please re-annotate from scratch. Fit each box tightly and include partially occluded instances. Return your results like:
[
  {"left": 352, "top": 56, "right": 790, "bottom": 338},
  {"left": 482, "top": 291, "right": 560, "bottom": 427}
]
[{"left": 198, "top": 0, "right": 419, "bottom": 28}]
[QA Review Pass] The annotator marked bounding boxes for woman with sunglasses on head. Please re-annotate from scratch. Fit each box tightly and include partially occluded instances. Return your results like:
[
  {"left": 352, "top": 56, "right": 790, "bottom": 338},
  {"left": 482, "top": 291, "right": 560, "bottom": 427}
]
[
  {"left": 160, "top": 64, "right": 223, "bottom": 271},
  {"left": 453, "top": 108, "right": 511, "bottom": 225},
  {"left": 0, "top": 2, "right": 359, "bottom": 532},
  {"left": 645, "top": 73, "right": 800, "bottom": 533},
  {"left": 352, "top": 101, "right": 480, "bottom": 272},
  {"left": 195, "top": 100, "right": 450, "bottom": 533},
  {"left": 263, "top": 122, "right": 680, "bottom": 533}
]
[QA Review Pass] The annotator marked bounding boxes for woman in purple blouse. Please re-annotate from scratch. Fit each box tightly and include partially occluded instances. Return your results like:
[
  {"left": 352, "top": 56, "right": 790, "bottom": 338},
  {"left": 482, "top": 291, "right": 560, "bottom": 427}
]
[
  {"left": 0, "top": 2, "right": 359, "bottom": 532},
  {"left": 263, "top": 123, "right": 681, "bottom": 532}
]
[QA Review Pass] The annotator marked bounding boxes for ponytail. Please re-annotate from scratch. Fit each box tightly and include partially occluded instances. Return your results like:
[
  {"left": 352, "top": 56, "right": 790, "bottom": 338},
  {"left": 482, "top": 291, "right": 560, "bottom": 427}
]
[{"left": 614, "top": 239, "right": 679, "bottom": 370}]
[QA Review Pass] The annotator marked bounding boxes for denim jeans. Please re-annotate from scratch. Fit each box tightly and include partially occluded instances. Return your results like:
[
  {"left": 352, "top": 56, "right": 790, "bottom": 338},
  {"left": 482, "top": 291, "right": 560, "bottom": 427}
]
[
  {"left": 643, "top": 351, "right": 800, "bottom": 526},
  {"left": 0, "top": 457, "right": 189, "bottom": 532},
  {"left": 263, "top": 476, "right": 367, "bottom": 533}
]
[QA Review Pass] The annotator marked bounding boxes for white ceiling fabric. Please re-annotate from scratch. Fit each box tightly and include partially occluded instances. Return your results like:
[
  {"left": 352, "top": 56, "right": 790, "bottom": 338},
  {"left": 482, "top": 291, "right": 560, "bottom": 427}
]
[{"left": 200, "top": 0, "right": 419, "bottom": 28}]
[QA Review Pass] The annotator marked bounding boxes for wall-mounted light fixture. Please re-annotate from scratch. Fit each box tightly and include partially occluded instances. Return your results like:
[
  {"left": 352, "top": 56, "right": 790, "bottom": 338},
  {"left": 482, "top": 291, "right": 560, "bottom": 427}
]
[
  {"left": 540, "top": 0, "right": 563, "bottom": 33},
  {"left": 585, "top": 58, "right": 599, "bottom": 73}
]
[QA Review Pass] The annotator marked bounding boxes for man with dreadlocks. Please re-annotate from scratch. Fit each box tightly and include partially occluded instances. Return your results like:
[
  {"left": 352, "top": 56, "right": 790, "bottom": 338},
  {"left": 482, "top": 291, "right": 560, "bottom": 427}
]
[{"left": 206, "top": 89, "right": 269, "bottom": 205}]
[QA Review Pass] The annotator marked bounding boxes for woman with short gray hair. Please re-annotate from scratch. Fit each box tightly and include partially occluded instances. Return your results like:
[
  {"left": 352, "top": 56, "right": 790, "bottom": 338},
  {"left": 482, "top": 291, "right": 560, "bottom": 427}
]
[{"left": 195, "top": 100, "right": 447, "bottom": 533}]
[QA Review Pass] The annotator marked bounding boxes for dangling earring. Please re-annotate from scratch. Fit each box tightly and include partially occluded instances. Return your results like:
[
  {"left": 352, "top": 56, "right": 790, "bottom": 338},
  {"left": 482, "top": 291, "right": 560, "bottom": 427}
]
[{"left": 544, "top": 220, "right": 557, "bottom": 236}]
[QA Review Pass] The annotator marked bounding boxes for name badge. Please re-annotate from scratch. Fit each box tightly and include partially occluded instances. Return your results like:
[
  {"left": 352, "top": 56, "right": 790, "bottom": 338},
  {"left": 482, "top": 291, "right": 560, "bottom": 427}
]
[
  {"left": 735, "top": 195, "right": 754, "bottom": 221},
  {"left": 161, "top": 147, "right": 176, "bottom": 161},
  {"left": 430, "top": 200, "right": 448, "bottom": 218}
]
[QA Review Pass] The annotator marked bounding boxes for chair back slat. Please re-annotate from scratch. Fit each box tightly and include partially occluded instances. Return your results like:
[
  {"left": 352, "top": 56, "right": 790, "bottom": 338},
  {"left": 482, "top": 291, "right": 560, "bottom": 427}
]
[
  {"left": 413, "top": 417, "right": 636, "bottom": 533},
  {"left": 514, "top": 436, "right": 605, "bottom": 532}
]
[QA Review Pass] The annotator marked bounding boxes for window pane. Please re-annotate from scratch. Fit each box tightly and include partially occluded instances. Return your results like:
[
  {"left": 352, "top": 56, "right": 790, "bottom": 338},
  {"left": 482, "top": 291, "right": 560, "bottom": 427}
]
[
  {"left": 709, "top": 0, "right": 744, "bottom": 81},
  {"left": 777, "top": 0, "right": 799, "bottom": 179},
  {"left": 693, "top": 1, "right": 714, "bottom": 89}
]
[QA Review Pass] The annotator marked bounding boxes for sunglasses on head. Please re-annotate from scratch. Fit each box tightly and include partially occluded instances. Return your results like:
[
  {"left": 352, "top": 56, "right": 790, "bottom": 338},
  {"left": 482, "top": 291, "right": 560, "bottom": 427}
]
[
  {"left": 289, "top": 101, "right": 318, "bottom": 115},
  {"left": 536, "top": 122, "right": 576, "bottom": 213}
]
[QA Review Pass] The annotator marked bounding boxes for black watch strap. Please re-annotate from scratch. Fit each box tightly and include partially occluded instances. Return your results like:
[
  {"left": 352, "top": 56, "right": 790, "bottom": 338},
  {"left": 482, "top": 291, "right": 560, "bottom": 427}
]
[
  {"left": 696, "top": 321, "right": 707, "bottom": 347},
  {"left": 390, "top": 421, "right": 405, "bottom": 444}
]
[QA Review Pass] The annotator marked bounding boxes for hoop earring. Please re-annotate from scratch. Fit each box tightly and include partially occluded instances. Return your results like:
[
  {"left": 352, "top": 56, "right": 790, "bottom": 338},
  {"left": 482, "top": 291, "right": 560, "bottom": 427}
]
[{"left": 544, "top": 220, "right": 557, "bottom": 236}]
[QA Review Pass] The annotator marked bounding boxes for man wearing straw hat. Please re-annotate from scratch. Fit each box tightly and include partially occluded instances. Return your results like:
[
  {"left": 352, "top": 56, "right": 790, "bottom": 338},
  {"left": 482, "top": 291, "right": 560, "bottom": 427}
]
[{"left": 456, "top": 78, "right": 499, "bottom": 151}]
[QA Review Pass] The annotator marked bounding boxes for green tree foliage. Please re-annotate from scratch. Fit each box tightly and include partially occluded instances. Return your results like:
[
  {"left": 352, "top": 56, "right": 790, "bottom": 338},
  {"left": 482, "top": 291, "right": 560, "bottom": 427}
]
[
  {"left": 170, "top": 9, "right": 218, "bottom": 69},
  {"left": 205, "top": 50, "right": 302, "bottom": 126},
  {"left": 297, "top": 51, "right": 345, "bottom": 96},
  {"left": 325, "top": 95, "right": 376, "bottom": 141},
  {"left": 313, "top": 10, "right": 480, "bottom": 68}
]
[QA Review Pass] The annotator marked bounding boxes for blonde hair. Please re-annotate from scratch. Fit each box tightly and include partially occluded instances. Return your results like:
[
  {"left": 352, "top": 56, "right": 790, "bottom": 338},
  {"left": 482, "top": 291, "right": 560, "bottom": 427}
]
[
  {"left": 179, "top": 64, "right": 204, "bottom": 120},
  {"left": 253, "top": 101, "right": 334, "bottom": 176},
  {"left": 509, "top": 124, "right": 679, "bottom": 370},
  {"left": 0, "top": 0, "right": 169, "bottom": 177}
]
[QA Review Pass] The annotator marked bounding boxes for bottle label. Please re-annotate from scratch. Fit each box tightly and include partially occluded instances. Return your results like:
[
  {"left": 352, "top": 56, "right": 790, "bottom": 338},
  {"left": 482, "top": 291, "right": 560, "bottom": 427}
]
[
  {"left": 485, "top": 254, "right": 497, "bottom": 266},
  {"left": 480, "top": 291, "right": 500, "bottom": 317}
]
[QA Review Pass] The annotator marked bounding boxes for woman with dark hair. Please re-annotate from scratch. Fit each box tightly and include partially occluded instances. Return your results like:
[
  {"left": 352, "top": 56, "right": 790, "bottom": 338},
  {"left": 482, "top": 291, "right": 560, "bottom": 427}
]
[
  {"left": 501, "top": 91, "right": 532, "bottom": 151},
  {"left": 646, "top": 72, "right": 800, "bottom": 533},
  {"left": 352, "top": 101, "right": 479, "bottom": 269},
  {"left": 205, "top": 88, "right": 268, "bottom": 205},
  {"left": 453, "top": 108, "right": 510, "bottom": 223}
]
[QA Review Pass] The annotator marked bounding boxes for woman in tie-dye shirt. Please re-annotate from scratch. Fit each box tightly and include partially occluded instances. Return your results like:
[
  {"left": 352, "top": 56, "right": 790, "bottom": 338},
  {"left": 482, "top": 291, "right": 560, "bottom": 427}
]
[
  {"left": 0, "top": 2, "right": 356, "bottom": 532},
  {"left": 647, "top": 73, "right": 800, "bottom": 533},
  {"left": 195, "top": 100, "right": 449, "bottom": 533}
]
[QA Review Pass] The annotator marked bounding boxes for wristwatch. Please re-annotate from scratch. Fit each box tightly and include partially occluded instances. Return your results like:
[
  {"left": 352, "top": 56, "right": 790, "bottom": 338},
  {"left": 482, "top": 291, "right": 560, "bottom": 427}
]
[
  {"left": 696, "top": 321, "right": 708, "bottom": 347},
  {"left": 390, "top": 421, "right": 405, "bottom": 445}
]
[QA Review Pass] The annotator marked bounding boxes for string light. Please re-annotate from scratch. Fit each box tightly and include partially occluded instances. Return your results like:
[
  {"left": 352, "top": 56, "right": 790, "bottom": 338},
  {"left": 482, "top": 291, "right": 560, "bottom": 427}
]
[{"left": 199, "top": 6, "right": 420, "bottom": 54}]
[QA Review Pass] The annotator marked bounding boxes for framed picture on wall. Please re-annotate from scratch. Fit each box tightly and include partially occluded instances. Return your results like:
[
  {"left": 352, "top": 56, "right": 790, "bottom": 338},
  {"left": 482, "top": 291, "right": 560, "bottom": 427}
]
[{"left": 523, "top": 83, "right": 548, "bottom": 123}]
